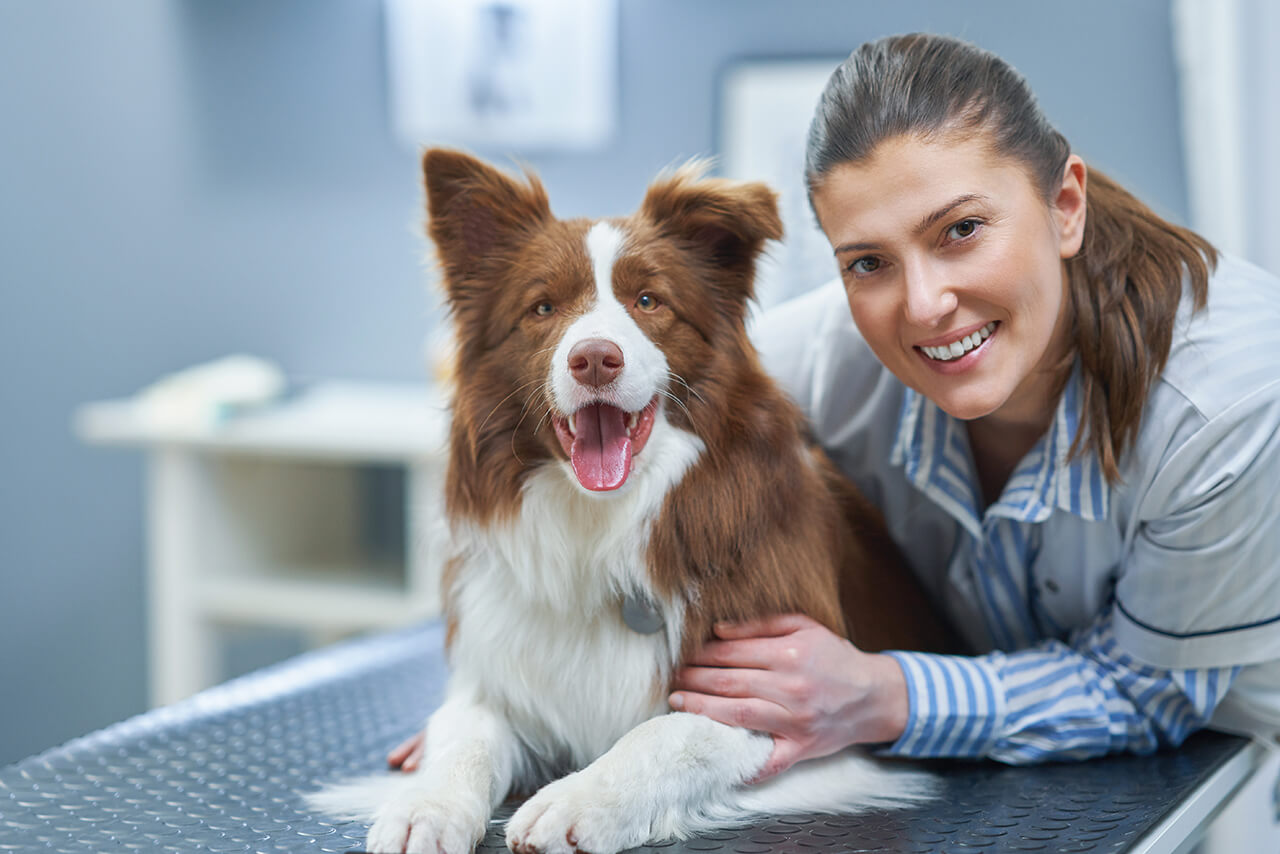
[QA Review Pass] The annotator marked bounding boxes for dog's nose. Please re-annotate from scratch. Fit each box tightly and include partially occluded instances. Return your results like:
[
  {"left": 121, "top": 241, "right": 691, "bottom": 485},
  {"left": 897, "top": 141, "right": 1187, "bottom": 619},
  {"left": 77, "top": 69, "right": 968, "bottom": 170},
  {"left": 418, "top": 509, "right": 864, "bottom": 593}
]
[{"left": 568, "top": 338, "right": 624, "bottom": 387}]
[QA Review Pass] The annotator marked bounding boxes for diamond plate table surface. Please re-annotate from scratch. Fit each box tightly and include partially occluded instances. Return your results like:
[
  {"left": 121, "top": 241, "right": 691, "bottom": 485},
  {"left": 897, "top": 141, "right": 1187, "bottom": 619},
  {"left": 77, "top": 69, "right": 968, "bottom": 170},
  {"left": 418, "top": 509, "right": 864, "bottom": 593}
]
[{"left": 0, "top": 621, "right": 1252, "bottom": 853}]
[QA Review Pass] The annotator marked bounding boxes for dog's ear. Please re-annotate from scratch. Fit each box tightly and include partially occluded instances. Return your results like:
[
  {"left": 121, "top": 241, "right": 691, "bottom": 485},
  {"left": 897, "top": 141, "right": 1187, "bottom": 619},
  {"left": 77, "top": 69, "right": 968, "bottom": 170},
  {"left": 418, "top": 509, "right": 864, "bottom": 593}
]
[
  {"left": 640, "top": 162, "right": 783, "bottom": 301},
  {"left": 422, "top": 148, "right": 552, "bottom": 283}
]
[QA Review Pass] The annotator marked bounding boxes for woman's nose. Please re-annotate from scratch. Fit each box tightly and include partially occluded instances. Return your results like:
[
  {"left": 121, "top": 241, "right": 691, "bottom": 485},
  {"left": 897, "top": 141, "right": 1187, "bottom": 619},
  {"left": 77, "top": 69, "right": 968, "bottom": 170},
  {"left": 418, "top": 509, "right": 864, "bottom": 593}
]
[{"left": 903, "top": 264, "right": 958, "bottom": 327}]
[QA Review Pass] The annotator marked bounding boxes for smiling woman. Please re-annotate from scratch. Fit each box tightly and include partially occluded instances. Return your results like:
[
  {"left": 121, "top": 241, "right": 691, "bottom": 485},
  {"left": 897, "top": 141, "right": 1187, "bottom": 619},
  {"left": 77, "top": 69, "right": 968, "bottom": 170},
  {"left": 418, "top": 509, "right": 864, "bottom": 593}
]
[
  {"left": 671, "top": 33, "right": 1280, "bottom": 801},
  {"left": 812, "top": 133, "right": 1085, "bottom": 444}
]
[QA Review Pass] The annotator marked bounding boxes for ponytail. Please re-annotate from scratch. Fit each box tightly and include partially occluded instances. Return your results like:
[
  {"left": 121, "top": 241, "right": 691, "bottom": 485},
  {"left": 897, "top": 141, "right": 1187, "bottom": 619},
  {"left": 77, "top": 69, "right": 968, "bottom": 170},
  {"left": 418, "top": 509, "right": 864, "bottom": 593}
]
[{"left": 1065, "top": 168, "right": 1216, "bottom": 482}]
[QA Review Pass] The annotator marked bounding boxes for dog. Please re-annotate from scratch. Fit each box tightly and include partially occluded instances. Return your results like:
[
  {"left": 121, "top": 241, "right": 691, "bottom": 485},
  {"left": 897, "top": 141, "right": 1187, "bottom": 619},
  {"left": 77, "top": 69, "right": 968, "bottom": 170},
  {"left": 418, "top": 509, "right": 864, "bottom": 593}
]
[{"left": 306, "top": 149, "right": 954, "bottom": 854}]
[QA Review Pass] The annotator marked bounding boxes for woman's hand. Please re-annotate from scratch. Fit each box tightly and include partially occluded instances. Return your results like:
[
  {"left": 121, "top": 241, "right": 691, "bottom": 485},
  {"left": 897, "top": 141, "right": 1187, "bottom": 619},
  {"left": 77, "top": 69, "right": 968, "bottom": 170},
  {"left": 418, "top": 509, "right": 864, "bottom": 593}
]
[
  {"left": 387, "top": 730, "right": 425, "bottom": 771},
  {"left": 669, "top": 613, "right": 909, "bottom": 782}
]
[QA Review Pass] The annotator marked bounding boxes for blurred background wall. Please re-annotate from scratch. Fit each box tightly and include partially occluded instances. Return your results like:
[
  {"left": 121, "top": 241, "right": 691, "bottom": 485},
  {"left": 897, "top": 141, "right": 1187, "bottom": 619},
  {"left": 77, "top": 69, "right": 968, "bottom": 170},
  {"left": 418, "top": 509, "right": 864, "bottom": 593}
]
[{"left": 0, "top": 0, "right": 1191, "bottom": 766}]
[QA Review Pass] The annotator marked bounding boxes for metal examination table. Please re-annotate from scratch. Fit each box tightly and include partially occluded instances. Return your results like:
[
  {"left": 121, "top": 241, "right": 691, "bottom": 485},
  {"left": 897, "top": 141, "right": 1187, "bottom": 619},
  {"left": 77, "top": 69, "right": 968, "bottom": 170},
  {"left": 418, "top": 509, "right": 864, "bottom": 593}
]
[{"left": 0, "top": 621, "right": 1267, "bottom": 853}]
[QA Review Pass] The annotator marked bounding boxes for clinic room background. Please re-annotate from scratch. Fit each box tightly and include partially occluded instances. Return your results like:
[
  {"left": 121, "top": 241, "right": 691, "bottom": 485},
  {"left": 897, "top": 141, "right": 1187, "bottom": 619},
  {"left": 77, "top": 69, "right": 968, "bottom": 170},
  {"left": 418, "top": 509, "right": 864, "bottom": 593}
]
[{"left": 2, "top": 0, "right": 1275, "bottom": 768}]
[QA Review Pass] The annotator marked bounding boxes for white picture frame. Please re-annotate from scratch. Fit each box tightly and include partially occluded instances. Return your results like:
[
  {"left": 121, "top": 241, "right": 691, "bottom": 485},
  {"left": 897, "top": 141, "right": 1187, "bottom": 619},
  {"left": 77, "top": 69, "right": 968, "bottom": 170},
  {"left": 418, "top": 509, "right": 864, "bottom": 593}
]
[
  {"left": 719, "top": 58, "right": 845, "bottom": 310},
  {"left": 384, "top": 0, "right": 617, "bottom": 151}
]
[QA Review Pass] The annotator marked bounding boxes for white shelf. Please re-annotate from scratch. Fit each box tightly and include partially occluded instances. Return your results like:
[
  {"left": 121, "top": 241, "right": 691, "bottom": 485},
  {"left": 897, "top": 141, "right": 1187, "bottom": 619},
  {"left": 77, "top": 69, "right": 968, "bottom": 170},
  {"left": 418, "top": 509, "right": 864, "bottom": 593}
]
[
  {"left": 75, "top": 380, "right": 451, "bottom": 462},
  {"left": 77, "top": 378, "right": 452, "bottom": 707},
  {"left": 198, "top": 574, "right": 439, "bottom": 633}
]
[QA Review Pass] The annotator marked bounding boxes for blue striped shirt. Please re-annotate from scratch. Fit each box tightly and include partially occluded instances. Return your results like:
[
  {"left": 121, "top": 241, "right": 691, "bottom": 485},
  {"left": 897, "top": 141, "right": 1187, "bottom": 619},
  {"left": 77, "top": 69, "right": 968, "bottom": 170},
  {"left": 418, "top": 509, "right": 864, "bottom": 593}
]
[
  {"left": 881, "top": 373, "right": 1238, "bottom": 761},
  {"left": 753, "top": 254, "right": 1280, "bottom": 761}
]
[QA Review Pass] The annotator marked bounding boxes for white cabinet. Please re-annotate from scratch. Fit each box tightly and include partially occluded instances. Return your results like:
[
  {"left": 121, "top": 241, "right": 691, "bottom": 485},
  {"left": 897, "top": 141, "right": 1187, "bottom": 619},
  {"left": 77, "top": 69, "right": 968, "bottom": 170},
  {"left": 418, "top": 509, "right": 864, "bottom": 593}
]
[{"left": 76, "top": 382, "right": 450, "bottom": 707}]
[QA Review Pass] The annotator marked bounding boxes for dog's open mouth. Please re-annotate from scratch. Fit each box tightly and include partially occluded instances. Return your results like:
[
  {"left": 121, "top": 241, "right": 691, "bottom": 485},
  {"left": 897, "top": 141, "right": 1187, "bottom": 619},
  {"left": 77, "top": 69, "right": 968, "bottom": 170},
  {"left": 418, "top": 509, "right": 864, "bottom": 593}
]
[{"left": 552, "top": 397, "right": 659, "bottom": 491}]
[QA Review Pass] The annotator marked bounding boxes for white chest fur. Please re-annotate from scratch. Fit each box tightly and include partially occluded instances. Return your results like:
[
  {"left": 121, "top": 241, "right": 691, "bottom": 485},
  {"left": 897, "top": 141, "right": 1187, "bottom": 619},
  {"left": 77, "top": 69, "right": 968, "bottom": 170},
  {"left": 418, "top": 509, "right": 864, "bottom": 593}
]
[{"left": 445, "top": 419, "right": 704, "bottom": 772}]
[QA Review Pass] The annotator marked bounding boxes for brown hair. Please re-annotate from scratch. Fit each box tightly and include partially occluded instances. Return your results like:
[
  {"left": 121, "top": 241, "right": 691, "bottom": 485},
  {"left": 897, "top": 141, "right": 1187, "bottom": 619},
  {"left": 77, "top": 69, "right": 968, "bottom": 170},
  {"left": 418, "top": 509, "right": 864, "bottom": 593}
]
[{"left": 805, "top": 33, "right": 1217, "bottom": 483}]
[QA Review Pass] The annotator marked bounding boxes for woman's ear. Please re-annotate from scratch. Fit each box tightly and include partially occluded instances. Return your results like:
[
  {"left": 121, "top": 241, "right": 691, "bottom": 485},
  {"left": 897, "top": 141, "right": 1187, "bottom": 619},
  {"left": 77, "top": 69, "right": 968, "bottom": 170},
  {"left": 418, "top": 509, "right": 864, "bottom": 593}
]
[{"left": 1054, "top": 154, "right": 1088, "bottom": 259}]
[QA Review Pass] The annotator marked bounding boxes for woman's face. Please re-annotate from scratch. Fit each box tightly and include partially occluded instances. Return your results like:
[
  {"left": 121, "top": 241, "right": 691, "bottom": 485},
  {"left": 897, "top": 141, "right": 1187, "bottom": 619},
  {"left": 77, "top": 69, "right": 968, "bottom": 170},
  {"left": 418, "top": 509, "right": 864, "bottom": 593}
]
[{"left": 811, "top": 133, "right": 1087, "bottom": 430}]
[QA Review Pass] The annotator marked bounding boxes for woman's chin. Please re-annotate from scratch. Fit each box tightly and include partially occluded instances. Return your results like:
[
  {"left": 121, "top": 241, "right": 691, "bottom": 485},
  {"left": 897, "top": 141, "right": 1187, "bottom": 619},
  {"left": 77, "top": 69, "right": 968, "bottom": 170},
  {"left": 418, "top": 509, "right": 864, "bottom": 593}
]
[{"left": 924, "top": 386, "right": 1007, "bottom": 423}]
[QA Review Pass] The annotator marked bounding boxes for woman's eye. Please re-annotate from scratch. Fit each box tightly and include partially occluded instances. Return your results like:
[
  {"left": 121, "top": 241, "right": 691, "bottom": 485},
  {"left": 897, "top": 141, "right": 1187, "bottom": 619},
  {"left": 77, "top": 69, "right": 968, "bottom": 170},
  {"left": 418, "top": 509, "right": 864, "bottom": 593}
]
[
  {"left": 636, "top": 293, "right": 660, "bottom": 311},
  {"left": 533, "top": 301, "right": 555, "bottom": 317},
  {"left": 947, "top": 219, "right": 980, "bottom": 240},
  {"left": 847, "top": 256, "right": 881, "bottom": 275}
]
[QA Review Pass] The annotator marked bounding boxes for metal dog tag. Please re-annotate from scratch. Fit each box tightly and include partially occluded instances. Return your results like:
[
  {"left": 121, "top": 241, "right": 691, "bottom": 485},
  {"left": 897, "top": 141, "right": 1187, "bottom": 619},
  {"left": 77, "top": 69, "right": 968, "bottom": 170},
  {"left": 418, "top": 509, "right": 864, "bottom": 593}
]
[{"left": 621, "top": 593, "right": 665, "bottom": 635}]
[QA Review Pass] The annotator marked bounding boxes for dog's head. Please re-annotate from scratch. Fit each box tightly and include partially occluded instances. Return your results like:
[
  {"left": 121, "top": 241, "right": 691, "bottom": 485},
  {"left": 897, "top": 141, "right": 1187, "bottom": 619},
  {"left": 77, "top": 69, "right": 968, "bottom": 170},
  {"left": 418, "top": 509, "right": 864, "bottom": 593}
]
[{"left": 424, "top": 149, "right": 781, "bottom": 497}]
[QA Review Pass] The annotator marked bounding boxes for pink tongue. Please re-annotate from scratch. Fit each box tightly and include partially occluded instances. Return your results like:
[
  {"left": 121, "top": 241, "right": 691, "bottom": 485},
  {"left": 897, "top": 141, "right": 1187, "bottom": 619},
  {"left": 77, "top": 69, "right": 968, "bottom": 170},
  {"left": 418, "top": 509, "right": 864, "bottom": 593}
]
[{"left": 570, "top": 403, "right": 633, "bottom": 491}]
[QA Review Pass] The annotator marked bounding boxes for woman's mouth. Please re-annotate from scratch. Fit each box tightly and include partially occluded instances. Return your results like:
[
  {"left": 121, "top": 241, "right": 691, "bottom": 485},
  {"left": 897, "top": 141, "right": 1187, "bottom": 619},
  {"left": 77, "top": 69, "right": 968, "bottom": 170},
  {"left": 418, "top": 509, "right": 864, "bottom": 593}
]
[{"left": 917, "top": 321, "right": 998, "bottom": 363}]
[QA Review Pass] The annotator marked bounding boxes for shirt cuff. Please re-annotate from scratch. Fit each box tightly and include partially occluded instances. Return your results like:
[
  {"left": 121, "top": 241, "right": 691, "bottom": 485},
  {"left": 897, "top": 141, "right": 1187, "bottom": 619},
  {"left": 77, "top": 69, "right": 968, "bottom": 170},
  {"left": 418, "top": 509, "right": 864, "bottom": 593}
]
[{"left": 880, "top": 651, "right": 1007, "bottom": 758}]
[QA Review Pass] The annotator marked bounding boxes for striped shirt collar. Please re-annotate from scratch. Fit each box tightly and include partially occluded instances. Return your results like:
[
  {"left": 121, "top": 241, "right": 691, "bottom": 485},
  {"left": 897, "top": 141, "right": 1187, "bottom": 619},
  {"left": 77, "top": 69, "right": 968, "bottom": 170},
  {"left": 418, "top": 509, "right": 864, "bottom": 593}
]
[{"left": 889, "top": 366, "right": 1110, "bottom": 538}]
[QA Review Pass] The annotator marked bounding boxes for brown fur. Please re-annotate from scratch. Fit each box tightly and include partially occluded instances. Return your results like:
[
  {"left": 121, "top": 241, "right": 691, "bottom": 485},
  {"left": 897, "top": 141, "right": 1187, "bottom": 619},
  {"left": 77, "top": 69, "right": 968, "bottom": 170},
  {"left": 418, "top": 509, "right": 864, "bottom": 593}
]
[{"left": 423, "top": 147, "right": 957, "bottom": 664}]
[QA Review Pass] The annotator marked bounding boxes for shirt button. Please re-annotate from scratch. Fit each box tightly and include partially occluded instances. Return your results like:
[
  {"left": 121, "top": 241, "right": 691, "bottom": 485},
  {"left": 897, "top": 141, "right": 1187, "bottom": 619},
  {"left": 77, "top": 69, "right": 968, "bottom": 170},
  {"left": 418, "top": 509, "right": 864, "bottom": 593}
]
[{"left": 1044, "top": 578, "right": 1061, "bottom": 594}]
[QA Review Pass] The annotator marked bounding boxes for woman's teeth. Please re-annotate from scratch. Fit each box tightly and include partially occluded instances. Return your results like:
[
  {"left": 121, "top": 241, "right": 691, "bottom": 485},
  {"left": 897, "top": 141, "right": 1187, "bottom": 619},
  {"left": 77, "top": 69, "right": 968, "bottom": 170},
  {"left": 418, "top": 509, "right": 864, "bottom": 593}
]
[{"left": 921, "top": 322, "right": 997, "bottom": 361}]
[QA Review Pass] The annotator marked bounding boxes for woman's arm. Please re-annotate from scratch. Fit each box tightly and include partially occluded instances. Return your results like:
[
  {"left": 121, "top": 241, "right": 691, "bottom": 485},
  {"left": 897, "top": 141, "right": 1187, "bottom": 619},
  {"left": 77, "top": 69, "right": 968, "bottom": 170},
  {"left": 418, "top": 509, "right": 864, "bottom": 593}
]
[
  {"left": 885, "top": 608, "right": 1239, "bottom": 763},
  {"left": 672, "top": 607, "right": 1240, "bottom": 776}
]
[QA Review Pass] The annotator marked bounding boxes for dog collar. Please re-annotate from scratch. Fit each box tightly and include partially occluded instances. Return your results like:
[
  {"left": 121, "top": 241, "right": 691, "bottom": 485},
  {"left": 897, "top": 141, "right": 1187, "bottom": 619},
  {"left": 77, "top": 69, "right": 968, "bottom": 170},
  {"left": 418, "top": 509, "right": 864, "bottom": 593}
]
[{"left": 621, "top": 593, "right": 664, "bottom": 635}]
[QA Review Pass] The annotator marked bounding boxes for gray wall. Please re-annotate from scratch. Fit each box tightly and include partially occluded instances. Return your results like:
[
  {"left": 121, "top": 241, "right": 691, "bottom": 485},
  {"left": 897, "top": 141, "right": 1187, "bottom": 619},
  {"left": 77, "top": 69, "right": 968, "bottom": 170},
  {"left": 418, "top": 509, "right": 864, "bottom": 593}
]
[{"left": 0, "top": 0, "right": 1187, "bottom": 766}]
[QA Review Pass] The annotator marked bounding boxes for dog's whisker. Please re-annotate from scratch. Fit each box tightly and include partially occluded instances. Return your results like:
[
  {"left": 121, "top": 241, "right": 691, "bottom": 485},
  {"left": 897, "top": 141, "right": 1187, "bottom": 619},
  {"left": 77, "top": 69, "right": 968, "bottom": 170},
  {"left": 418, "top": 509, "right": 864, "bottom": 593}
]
[
  {"left": 478, "top": 378, "right": 543, "bottom": 436},
  {"left": 511, "top": 386, "right": 556, "bottom": 466},
  {"left": 659, "top": 389, "right": 693, "bottom": 422},
  {"left": 666, "top": 370, "right": 706, "bottom": 406},
  {"left": 515, "top": 391, "right": 539, "bottom": 426},
  {"left": 532, "top": 405, "right": 556, "bottom": 440},
  {"left": 509, "top": 403, "right": 542, "bottom": 468}
]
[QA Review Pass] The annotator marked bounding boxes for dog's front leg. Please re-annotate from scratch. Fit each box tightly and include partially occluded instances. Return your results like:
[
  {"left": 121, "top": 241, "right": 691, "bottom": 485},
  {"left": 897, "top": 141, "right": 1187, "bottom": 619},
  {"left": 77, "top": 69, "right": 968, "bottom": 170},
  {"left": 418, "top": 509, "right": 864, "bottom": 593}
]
[
  {"left": 505, "top": 712, "right": 770, "bottom": 854},
  {"left": 367, "top": 694, "right": 521, "bottom": 854}
]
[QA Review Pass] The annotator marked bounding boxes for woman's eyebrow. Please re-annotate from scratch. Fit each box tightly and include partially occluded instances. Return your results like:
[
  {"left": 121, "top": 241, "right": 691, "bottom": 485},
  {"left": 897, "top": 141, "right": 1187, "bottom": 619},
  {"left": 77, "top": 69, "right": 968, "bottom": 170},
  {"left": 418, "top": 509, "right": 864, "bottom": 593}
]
[
  {"left": 832, "top": 193, "right": 991, "bottom": 256},
  {"left": 915, "top": 194, "right": 988, "bottom": 235},
  {"left": 832, "top": 240, "right": 878, "bottom": 256}
]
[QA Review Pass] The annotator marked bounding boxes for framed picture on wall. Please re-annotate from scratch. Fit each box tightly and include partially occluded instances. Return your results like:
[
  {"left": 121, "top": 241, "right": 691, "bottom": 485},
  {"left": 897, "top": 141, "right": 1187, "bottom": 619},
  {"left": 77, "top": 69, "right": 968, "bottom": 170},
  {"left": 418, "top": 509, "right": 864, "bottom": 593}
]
[
  {"left": 385, "top": 0, "right": 617, "bottom": 151},
  {"left": 718, "top": 58, "right": 844, "bottom": 312}
]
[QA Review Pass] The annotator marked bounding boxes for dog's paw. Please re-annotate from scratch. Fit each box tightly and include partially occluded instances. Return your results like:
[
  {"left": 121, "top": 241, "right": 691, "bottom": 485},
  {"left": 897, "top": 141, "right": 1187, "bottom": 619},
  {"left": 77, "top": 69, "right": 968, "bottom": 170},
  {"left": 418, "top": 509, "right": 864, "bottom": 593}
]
[
  {"left": 505, "top": 773, "right": 651, "bottom": 854},
  {"left": 365, "top": 795, "right": 486, "bottom": 854}
]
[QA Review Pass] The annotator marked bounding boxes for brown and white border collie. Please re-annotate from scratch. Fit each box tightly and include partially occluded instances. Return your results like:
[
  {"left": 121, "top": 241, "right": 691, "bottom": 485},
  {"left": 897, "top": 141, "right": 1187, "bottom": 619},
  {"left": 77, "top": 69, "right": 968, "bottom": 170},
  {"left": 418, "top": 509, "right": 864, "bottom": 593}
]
[{"left": 307, "top": 150, "right": 952, "bottom": 854}]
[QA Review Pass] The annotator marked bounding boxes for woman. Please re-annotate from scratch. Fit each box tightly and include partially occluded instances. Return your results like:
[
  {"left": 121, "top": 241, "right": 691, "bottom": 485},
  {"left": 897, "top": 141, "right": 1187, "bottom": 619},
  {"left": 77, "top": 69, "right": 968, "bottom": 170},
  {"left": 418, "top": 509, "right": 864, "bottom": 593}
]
[
  {"left": 668, "top": 32, "right": 1280, "bottom": 780},
  {"left": 391, "top": 33, "right": 1280, "bottom": 780}
]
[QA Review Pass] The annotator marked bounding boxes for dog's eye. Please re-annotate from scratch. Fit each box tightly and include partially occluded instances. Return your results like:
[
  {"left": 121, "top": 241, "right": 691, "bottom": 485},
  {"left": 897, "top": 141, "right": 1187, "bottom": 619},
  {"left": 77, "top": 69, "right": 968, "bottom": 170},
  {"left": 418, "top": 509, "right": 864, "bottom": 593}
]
[
  {"left": 532, "top": 301, "right": 555, "bottom": 317},
  {"left": 635, "top": 293, "right": 660, "bottom": 312}
]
